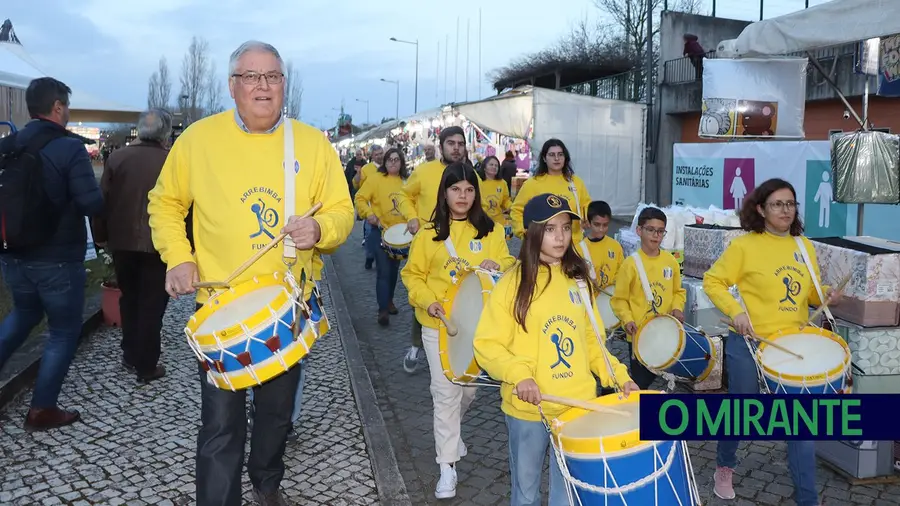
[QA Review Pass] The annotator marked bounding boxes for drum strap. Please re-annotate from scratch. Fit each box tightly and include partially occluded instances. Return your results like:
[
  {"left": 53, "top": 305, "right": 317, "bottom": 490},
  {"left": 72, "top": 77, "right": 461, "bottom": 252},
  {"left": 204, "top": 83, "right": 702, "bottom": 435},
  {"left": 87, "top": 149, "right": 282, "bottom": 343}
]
[
  {"left": 793, "top": 236, "right": 835, "bottom": 323},
  {"left": 575, "top": 278, "right": 621, "bottom": 391},
  {"left": 443, "top": 237, "right": 460, "bottom": 260},
  {"left": 578, "top": 240, "right": 597, "bottom": 281},
  {"left": 568, "top": 182, "right": 581, "bottom": 220},
  {"left": 630, "top": 252, "right": 655, "bottom": 308},
  {"left": 282, "top": 119, "right": 297, "bottom": 262}
]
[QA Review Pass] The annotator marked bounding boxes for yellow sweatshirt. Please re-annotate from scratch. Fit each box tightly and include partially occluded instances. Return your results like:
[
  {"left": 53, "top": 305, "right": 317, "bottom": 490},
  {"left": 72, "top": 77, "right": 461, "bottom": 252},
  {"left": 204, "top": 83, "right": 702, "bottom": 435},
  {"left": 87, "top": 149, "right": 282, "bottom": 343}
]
[
  {"left": 147, "top": 111, "right": 354, "bottom": 304},
  {"left": 473, "top": 263, "right": 632, "bottom": 421},
  {"left": 353, "top": 162, "right": 379, "bottom": 190},
  {"left": 611, "top": 249, "right": 687, "bottom": 340},
  {"left": 353, "top": 173, "right": 408, "bottom": 229},
  {"left": 481, "top": 178, "right": 511, "bottom": 224},
  {"left": 400, "top": 220, "right": 516, "bottom": 328},
  {"left": 398, "top": 159, "right": 483, "bottom": 223},
  {"left": 703, "top": 232, "right": 828, "bottom": 337},
  {"left": 510, "top": 174, "right": 591, "bottom": 239},
  {"left": 577, "top": 236, "right": 624, "bottom": 289}
]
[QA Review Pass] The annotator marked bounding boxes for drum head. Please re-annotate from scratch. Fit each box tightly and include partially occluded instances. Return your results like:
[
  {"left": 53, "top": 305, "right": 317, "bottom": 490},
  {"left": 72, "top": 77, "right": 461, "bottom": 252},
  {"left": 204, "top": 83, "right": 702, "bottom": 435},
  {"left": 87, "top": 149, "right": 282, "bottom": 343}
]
[
  {"left": 383, "top": 224, "right": 413, "bottom": 246},
  {"left": 195, "top": 285, "right": 284, "bottom": 335},
  {"left": 595, "top": 286, "right": 617, "bottom": 328},
  {"left": 559, "top": 401, "right": 640, "bottom": 439},
  {"left": 635, "top": 316, "right": 682, "bottom": 368},
  {"left": 447, "top": 272, "right": 487, "bottom": 376},
  {"left": 760, "top": 331, "right": 847, "bottom": 377}
]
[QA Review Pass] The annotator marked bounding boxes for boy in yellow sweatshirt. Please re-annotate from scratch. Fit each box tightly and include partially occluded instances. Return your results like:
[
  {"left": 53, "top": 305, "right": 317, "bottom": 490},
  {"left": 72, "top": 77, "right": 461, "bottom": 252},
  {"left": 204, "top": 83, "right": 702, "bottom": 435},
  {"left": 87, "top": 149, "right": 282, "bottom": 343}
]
[
  {"left": 474, "top": 193, "right": 637, "bottom": 506},
  {"left": 577, "top": 200, "right": 624, "bottom": 289},
  {"left": 610, "top": 206, "right": 686, "bottom": 390}
]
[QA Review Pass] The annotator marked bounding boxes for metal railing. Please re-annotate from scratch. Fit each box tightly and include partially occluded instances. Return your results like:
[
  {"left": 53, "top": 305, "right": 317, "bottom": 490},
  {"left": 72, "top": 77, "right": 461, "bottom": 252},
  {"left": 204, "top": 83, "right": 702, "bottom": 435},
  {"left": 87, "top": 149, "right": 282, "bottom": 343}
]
[
  {"left": 562, "top": 70, "right": 641, "bottom": 102},
  {"left": 663, "top": 50, "right": 717, "bottom": 85}
]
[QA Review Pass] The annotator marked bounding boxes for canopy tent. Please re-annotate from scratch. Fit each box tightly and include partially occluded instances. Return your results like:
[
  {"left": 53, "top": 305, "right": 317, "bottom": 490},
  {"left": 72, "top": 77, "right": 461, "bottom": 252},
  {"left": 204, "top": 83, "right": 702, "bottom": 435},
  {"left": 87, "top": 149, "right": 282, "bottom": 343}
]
[
  {"left": 718, "top": 0, "right": 900, "bottom": 58},
  {"left": 0, "top": 24, "right": 142, "bottom": 124},
  {"left": 452, "top": 86, "right": 647, "bottom": 216}
]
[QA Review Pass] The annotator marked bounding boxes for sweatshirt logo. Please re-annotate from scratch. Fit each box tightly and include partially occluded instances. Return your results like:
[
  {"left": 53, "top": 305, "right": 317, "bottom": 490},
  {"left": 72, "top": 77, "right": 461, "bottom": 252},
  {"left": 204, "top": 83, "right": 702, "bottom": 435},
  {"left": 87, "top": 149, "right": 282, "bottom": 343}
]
[
  {"left": 608, "top": 250, "right": 616, "bottom": 259},
  {"left": 774, "top": 263, "right": 805, "bottom": 312},
  {"left": 469, "top": 240, "right": 483, "bottom": 253},
  {"left": 794, "top": 251, "right": 803, "bottom": 263},
  {"left": 241, "top": 186, "right": 283, "bottom": 248},
  {"left": 389, "top": 196, "right": 402, "bottom": 216},
  {"left": 780, "top": 273, "right": 802, "bottom": 306},
  {"left": 568, "top": 289, "right": 581, "bottom": 305},
  {"left": 543, "top": 315, "right": 577, "bottom": 379},
  {"left": 662, "top": 267, "right": 673, "bottom": 279},
  {"left": 550, "top": 326, "right": 574, "bottom": 370},
  {"left": 444, "top": 257, "right": 471, "bottom": 285}
]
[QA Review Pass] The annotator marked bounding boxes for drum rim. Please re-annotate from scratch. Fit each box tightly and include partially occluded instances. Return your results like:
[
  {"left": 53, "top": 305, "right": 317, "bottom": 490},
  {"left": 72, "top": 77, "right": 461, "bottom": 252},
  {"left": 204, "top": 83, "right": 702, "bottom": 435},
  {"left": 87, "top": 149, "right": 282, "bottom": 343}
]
[
  {"left": 757, "top": 326, "right": 851, "bottom": 384},
  {"left": 633, "top": 314, "right": 687, "bottom": 370},
  {"left": 187, "top": 274, "right": 297, "bottom": 345},
  {"left": 382, "top": 223, "right": 413, "bottom": 248},
  {"left": 550, "top": 391, "right": 660, "bottom": 455},
  {"left": 439, "top": 269, "right": 496, "bottom": 382},
  {"left": 594, "top": 287, "right": 619, "bottom": 329}
]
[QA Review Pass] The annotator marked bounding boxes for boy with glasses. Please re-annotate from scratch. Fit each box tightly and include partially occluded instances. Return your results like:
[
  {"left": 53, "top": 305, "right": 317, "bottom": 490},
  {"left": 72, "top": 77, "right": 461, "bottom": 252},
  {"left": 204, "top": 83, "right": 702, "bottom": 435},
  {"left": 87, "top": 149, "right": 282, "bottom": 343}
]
[{"left": 610, "top": 206, "right": 686, "bottom": 390}]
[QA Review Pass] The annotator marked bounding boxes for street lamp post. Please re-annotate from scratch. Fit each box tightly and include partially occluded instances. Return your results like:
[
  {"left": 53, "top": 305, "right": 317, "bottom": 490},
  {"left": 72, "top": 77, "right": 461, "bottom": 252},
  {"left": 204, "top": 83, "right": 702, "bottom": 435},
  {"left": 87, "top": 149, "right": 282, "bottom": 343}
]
[
  {"left": 380, "top": 79, "right": 399, "bottom": 120},
  {"left": 390, "top": 37, "right": 419, "bottom": 113},
  {"left": 355, "top": 98, "right": 370, "bottom": 125}
]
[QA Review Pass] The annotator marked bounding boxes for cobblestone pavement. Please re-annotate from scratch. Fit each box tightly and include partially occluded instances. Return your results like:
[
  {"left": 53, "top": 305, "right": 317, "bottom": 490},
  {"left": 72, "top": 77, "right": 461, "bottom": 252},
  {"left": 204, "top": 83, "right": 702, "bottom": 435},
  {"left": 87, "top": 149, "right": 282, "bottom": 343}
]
[
  {"left": 0, "top": 273, "right": 378, "bottom": 506},
  {"left": 332, "top": 222, "right": 900, "bottom": 506}
]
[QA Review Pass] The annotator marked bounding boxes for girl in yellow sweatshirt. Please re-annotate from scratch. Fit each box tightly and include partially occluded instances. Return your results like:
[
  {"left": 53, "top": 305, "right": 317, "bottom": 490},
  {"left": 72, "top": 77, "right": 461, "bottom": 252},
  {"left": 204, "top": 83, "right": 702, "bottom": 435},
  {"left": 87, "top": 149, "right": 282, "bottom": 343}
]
[
  {"left": 509, "top": 139, "right": 591, "bottom": 240},
  {"left": 703, "top": 178, "right": 840, "bottom": 506},
  {"left": 474, "top": 193, "right": 638, "bottom": 506},
  {"left": 480, "top": 155, "right": 512, "bottom": 237},
  {"left": 354, "top": 148, "right": 410, "bottom": 326},
  {"left": 400, "top": 162, "right": 516, "bottom": 500}
]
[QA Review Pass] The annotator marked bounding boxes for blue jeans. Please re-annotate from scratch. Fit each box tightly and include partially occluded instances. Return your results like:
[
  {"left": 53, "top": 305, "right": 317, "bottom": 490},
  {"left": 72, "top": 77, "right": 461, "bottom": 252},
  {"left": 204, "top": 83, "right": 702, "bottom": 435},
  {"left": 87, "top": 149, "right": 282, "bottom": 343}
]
[
  {"left": 249, "top": 358, "right": 307, "bottom": 425},
  {"left": 368, "top": 228, "right": 400, "bottom": 312},
  {"left": 506, "top": 415, "right": 569, "bottom": 506},
  {"left": 717, "top": 332, "right": 819, "bottom": 506},
  {"left": 0, "top": 258, "right": 86, "bottom": 409},
  {"left": 363, "top": 221, "right": 376, "bottom": 262}
]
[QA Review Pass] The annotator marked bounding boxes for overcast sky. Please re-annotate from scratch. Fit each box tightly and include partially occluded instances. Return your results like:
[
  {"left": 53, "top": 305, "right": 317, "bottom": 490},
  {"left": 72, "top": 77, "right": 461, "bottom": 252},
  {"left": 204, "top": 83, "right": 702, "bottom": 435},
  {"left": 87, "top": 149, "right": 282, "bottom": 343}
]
[{"left": 7, "top": 0, "right": 830, "bottom": 129}]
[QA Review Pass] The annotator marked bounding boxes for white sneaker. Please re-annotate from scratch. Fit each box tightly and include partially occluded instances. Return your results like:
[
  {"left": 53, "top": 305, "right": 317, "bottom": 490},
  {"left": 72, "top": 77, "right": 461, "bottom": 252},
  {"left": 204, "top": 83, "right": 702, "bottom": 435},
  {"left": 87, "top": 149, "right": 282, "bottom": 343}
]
[
  {"left": 435, "top": 463, "right": 457, "bottom": 499},
  {"left": 458, "top": 439, "right": 467, "bottom": 458},
  {"left": 403, "top": 346, "right": 419, "bottom": 373}
]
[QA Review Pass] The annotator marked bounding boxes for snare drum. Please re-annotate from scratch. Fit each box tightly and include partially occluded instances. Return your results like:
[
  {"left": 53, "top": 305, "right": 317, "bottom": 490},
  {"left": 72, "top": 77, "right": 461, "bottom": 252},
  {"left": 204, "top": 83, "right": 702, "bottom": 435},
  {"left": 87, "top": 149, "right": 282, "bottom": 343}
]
[
  {"left": 185, "top": 272, "right": 329, "bottom": 391},
  {"left": 382, "top": 223, "right": 413, "bottom": 260},
  {"left": 757, "top": 326, "right": 852, "bottom": 394},
  {"left": 550, "top": 392, "right": 700, "bottom": 505},
  {"left": 634, "top": 314, "right": 716, "bottom": 382},
  {"left": 439, "top": 269, "right": 498, "bottom": 384},
  {"left": 596, "top": 286, "right": 619, "bottom": 331}
]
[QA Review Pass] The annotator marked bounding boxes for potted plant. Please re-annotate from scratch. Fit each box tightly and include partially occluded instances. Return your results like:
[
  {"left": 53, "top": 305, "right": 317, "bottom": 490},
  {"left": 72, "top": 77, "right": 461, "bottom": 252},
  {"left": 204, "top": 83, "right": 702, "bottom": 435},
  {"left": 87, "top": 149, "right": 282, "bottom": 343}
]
[{"left": 96, "top": 249, "right": 122, "bottom": 327}]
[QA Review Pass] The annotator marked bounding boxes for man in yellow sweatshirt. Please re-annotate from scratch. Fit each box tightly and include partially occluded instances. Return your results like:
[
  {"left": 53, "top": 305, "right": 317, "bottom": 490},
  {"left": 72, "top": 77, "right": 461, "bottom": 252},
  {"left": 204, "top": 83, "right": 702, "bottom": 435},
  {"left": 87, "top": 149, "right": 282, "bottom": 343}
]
[
  {"left": 147, "top": 41, "right": 353, "bottom": 506},
  {"left": 356, "top": 145, "right": 384, "bottom": 270}
]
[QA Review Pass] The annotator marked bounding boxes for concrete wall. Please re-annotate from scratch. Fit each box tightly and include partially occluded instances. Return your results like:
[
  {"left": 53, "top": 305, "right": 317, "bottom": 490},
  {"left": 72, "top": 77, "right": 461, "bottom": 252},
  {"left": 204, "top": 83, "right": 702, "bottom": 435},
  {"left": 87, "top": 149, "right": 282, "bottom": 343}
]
[{"left": 650, "top": 12, "right": 751, "bottom": 206}]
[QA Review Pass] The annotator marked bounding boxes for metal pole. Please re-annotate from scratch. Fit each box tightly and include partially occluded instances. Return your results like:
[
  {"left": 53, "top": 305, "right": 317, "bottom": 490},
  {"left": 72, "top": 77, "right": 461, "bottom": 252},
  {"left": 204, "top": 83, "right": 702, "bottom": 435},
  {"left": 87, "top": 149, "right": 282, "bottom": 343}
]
[
  {"left": 645, "top": 0, "right": 654, "bottom": 106},
  {"left": 479, "top": 9, "right": 482, "bottom": 98},
  {"left": 436, "top": 41, "right": 440, "bottom": 100},
  {"left": 455, "top": 17, "right": 460, "bottom": 101},
  {"left": 466, "top": 18, "right": 470, "bottom": 101},
  {"left": 444, "top": 34, "right": 449, "bottom": 104},
  {"left": 863, "top": 77, "right": 870, "bottom": 128},
  {"left": 760, "top": 0, "right": 764, "bottom": 20},
  {"left": 414, "top": 41, "right": 419, "bottom": 113},
  {"left": 713, "top": 0, "right": 717, "bottom": 17},
  {"left": 366, "top": 102, "right": 369, "bottom": 124}
]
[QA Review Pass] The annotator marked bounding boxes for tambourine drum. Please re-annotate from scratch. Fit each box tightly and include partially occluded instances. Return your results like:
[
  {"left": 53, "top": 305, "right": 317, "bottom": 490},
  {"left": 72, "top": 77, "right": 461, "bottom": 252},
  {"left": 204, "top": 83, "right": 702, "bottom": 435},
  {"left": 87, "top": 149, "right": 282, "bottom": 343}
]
[
  {"left": 382, "top": 223, "right": 413, "bottom": 260},
  {"left": 549, "top": 392, "right": 700, "bottom": 505},
  {"left": 185, "top": 273, "right": 329, "bottom": 391},
  {"left": 757, "top": 326, "right": 851, "bottom": 394},
  {"left": 438, "top": 269, "right": 498, "bottom": 384},
  {"left": 634, "top": 314, "right": 716, "bottom": 382}
]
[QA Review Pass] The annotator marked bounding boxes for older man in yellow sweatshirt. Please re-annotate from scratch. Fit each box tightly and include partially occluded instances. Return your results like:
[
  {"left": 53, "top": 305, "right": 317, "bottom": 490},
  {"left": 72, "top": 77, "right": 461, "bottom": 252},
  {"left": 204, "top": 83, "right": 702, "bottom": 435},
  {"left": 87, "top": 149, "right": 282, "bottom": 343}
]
[{"left": 147, "top": 40, "right": 353, "bottom": 506}]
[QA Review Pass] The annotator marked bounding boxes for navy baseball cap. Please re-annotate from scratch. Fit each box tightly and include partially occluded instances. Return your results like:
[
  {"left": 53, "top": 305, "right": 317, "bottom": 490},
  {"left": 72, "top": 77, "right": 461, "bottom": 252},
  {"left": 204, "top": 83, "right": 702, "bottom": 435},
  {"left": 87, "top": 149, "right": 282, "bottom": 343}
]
[{"left": 522, "top": 193, "right": 581, "bottom": 229}]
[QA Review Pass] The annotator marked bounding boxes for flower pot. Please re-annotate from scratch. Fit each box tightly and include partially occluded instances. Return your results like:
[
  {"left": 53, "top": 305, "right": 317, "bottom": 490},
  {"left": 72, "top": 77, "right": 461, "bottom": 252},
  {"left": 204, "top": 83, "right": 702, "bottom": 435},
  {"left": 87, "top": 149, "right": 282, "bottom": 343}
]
[{"left": 101, "top": 282, "right": 122, "bottom": 327}]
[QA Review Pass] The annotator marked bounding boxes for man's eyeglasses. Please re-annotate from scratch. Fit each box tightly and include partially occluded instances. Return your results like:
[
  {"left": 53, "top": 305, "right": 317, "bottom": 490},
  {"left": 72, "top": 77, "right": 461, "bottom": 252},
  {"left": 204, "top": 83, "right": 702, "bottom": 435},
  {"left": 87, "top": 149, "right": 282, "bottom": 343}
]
[
  {"left": 641, "top": 226, "right": 667, "bottom": 237},
  {"left": 232, "top": 72, "right": 285, "bottom": 86},
  {"left": 766, "top": 200, "right": 798, "bottom": 212}
]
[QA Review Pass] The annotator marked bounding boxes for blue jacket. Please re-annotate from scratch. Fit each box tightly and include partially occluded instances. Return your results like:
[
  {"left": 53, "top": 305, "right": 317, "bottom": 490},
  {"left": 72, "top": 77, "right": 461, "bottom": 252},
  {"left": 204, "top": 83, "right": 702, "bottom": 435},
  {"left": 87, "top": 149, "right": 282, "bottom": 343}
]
[{"left": 1, "top": 119, "right": 104, "bottom": 263}]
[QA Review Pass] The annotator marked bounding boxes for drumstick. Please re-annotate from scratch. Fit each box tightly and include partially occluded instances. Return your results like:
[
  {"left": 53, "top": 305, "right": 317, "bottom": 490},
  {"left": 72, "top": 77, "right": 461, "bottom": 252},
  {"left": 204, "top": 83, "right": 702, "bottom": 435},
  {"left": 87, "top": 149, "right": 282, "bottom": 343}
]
[
  {"left": 719, "top": 318, "right": 804, "bottom": 359},
  {"left": 512, "top": 388, "right": 631, "bottom": 417},
  {"left": 805, "top": 273, "right": 851, "bottom": 328},
  {"left": 437, "top": 314, "right": 458, "bottom": 337},
  {"left": 192, "top": 202, "right": 323, "bottom": 289}
]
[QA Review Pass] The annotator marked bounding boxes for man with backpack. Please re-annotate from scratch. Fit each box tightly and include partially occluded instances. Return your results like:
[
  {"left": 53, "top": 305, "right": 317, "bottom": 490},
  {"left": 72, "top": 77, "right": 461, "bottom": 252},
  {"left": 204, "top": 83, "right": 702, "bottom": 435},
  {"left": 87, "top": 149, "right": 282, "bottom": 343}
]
[{"left": 0, "top": 77, "right": 103, "bottom": 431}]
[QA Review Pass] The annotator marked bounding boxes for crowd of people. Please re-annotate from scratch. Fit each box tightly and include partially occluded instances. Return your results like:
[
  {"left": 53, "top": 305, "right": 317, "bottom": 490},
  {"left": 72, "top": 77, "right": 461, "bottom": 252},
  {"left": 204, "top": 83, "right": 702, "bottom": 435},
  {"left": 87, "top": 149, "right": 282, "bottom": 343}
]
[{"left": 0, "top": 37, "right": 838, "bottom": 506}]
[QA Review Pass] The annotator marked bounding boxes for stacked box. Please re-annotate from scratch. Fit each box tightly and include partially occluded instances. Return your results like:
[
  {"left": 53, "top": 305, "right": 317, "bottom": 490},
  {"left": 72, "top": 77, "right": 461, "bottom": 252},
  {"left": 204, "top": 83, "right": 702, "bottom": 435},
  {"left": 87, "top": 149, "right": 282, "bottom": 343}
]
[
  {"left": 833, "top": 319, "right": 900, "bottom": 394},
  {"left": 811, "top": 236, "right": 900, "bottom": 327},
  {"left": 682, "top": 276, "right": 732, "bottom": 337},
  {"left": 683, "top": 224, "right": 747, "bottom": 278}
]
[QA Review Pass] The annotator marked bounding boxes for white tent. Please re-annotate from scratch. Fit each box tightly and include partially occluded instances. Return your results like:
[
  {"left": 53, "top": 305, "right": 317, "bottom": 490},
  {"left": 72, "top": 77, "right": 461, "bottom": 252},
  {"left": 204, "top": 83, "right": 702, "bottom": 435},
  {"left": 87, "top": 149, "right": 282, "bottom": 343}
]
[
  {"left": 718, "top": 0, "right": 900, "bottom": 57},
  {"left": 452, "top": 86, "right": 647, "bottom": 216}
]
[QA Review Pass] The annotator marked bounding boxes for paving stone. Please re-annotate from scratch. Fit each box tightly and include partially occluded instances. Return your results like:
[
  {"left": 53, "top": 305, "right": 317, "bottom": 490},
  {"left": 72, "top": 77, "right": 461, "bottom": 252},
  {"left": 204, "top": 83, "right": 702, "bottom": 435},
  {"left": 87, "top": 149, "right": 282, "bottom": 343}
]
[{"left": 0, "top": 272, "right": 377, "bottom": 505}]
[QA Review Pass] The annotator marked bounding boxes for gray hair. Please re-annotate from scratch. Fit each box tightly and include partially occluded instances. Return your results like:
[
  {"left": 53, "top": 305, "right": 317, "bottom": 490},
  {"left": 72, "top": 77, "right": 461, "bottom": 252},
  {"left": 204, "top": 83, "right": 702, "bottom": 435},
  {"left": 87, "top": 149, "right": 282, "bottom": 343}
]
[
  {"left": 369, "top": 144, "right": 383, "bottom": 154},
  {"left": 229, "top": 40, "right": 285, "bottom": 75},
  {"left": 137, "top": 108, "right": 172, "bottom": 143}
]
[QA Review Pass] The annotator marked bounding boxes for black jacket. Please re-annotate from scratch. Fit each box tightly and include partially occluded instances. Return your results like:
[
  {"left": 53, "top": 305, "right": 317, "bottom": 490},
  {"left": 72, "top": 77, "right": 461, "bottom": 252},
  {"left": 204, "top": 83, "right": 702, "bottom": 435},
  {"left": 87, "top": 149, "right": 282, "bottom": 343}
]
[{"left": 1, "top": 119, "right": 104, "bottom": 262}]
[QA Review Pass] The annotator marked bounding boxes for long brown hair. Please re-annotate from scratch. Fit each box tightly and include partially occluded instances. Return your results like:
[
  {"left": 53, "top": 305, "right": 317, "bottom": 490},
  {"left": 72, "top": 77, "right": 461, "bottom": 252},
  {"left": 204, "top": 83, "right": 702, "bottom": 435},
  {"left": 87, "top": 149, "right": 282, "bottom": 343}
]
[
  {"left": 739, "top": 178, "right": 804, "bottom": 236},
  {"left": 513, "top": 218, "right": 594, "bottom": 332}
]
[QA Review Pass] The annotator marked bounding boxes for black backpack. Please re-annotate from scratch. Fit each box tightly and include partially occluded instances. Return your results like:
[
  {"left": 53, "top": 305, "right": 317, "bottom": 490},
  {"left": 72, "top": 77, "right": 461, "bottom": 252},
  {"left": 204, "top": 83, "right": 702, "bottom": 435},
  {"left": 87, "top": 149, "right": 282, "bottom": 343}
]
[{"left": 0, "top": 129, "right": 65, "bottom": 251}]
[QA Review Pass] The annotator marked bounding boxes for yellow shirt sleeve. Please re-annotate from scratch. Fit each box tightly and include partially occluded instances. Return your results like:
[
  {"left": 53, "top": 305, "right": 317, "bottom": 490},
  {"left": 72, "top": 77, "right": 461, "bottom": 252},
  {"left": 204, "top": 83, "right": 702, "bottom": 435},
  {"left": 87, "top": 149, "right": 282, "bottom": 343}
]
[
  {"left": 354, "top": 178, "right": 375, "bottom": 219},
  {"left": 310, "top": 135, "right": 355, "bottom": 251},
  {"left": 500, "top": 184, "right": 511, "bottom": 213},
  {"left": 473, "top": 277, "right": 535, "bottom": 386},
  {"left": 584, "top": 300, "right": 632, "bottom": 388},
  {"left": 703, "top": 241, "right": 746, "bottom": 319},
  {"left": 397, "top": 170, "right": 420, "bottom": 221},
  {"left": 148, "top": 137, "right": 194, "bottom": 270},
  {"left": 611, "top": 258, "right": 636, "bottom": 324},
  {"left": 400, "top": 231, "right": 441, "bottom": 310},
  {"left": 488, "top": 228, "right": 517, "bottom": 271},
  {"left": 671, "top": 256, "right": 687, "bottom": 312},
  {"left": 510, "top": 179, "right": 537, "bottom": 238}
]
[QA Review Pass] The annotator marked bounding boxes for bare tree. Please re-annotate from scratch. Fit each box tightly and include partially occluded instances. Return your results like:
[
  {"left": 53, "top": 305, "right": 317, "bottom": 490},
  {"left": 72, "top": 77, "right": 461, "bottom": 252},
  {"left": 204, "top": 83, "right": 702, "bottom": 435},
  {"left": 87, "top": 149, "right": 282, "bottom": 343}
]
[
  {"left": 147, "top": 72, "right": 161, "bottom": 109},
  {"left": 284, "top": 60, "right": 303, "bottom": 119},
  {"left": 158, "top": 57, "right": 172, "bottom": 109},
  {"left": 179, "top": 36, "right": 210, "bottom": 123},
  {"left": 204, "top": 62, "right": 224, "bottom": 116}
]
